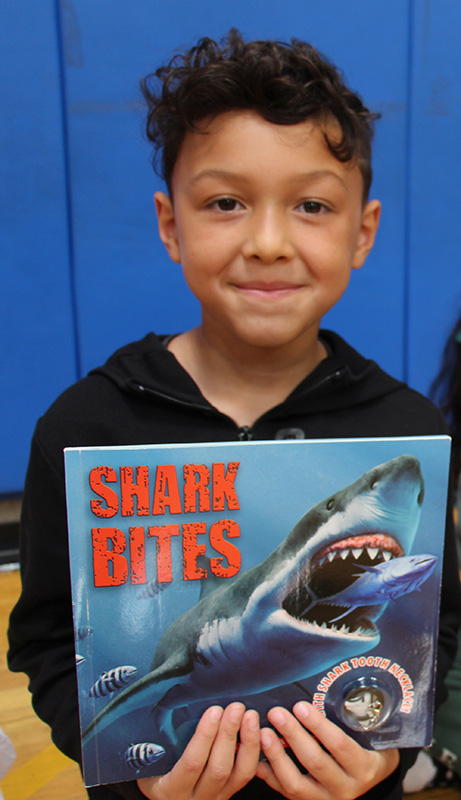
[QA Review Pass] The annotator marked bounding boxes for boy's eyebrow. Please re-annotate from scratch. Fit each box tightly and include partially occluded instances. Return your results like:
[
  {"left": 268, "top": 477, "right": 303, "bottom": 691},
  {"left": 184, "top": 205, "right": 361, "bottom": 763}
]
[
  {"left": 187, "top": 169, "right": 349, "bottom": 190},
  {"left": 187, "top": 169, "right": 251, "bottom": 187}
]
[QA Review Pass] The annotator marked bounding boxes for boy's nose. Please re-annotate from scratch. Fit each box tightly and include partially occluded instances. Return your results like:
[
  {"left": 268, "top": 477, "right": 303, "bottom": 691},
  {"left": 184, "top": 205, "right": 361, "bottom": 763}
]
[{"left": 241, "top": 209, "right": 294, "bottom": 263}]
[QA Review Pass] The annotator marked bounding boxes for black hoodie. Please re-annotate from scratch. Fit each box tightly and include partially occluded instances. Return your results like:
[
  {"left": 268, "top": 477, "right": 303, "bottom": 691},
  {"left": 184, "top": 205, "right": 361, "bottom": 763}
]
[{"left": 8, "top": 330, "right": 461, "bottom": 800}]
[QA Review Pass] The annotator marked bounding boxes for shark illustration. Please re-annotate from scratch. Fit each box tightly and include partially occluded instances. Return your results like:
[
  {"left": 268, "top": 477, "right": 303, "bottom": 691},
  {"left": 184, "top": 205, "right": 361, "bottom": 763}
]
[
  {"left": 302, "top": 553, "right": 437, "bottom": 622},
  {"left": 83, "top": 454, "right": 425, "bottom": 747}
]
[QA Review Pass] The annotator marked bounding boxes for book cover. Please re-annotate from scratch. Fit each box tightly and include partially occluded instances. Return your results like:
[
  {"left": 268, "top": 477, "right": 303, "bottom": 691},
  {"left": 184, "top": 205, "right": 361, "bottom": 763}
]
[{"left": 64, "top": 436, "right": 451, "bottom": 787}]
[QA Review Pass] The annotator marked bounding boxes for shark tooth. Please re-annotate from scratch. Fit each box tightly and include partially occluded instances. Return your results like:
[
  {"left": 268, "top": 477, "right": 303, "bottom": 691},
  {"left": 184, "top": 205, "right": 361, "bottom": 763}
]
[
  {"left": 352, "top": 548, "right": 363, "bottom": 559},
  {"left": 367, "top": 547, "right": 379, "bottom": 560},
  {"left": 340, "top": 549, "right": 350, "bottom": 560},
  {"left": 327, "top": 551, "right": 336, "bottom": 562},
  {"left": 382, "top": 550, "right": 392, "bottom": 561}
]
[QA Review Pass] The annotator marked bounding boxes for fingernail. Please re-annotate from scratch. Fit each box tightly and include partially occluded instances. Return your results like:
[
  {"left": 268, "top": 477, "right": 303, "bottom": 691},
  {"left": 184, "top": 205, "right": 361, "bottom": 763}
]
[
  {"left": 260, "top": 729, "right": 273, "bottom": 748},
  {"left": 247, "top": 710, "right": 259, "bottom": 731},
  {"left": 230, "top": 703, "right": 244, "bottom": 723},
  {"left": 209, "top": 706, "right": 223, "bottom": 722},
  {"left": 269, "top": 707, "right": 286, "bottom": 727},
  {"left": 294, "top": 701, "right": 309, "bottom": 719}
]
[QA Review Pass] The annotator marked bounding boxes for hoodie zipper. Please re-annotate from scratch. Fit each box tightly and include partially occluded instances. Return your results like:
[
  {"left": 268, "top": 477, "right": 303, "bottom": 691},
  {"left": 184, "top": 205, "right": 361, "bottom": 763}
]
[
  {"left": 234, "top": 368, "right": 346, "bottom": 440},
  {"left": 131, "top": 367, "right": 347, "bottom": 442}
]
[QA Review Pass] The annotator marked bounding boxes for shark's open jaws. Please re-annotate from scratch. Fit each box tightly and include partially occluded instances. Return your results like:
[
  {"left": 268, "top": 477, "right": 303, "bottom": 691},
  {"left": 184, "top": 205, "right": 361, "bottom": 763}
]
[
  {"left": 82, "top": 454, "right": 425, "bottom": 747},
  {"left": 283, "top": 532, "right": 405, "bottom": 635}
]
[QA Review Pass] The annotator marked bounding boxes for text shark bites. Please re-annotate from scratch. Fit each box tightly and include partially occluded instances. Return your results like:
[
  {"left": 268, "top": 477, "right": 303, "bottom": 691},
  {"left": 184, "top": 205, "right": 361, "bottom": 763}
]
[{"left": 88, "top": 460, "right": 241, "bottom": 586}]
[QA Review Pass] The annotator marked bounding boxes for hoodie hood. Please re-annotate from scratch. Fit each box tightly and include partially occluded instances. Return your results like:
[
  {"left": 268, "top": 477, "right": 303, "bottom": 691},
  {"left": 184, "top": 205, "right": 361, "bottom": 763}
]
[{"left": 90, "top": 329, "right": 406, "bottom": 421}]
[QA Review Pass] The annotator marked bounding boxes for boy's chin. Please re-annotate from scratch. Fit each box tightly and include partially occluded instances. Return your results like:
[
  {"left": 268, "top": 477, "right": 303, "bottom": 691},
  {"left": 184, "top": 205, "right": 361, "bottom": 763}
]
[{"left": 225, "top": 325, "right": 321, "bottom": 352}]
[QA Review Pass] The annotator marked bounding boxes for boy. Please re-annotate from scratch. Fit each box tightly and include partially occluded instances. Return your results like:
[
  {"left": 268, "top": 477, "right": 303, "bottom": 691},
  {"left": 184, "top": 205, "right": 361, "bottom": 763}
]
[{"left": 8, "top": 29, "right": 460, "bottom": 800}]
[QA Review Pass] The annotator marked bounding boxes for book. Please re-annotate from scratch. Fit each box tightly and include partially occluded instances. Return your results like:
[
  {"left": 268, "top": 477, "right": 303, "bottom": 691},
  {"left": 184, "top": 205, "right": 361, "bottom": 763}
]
[{"left": 65, "top": 436, "right": 451, "bottom": 787}]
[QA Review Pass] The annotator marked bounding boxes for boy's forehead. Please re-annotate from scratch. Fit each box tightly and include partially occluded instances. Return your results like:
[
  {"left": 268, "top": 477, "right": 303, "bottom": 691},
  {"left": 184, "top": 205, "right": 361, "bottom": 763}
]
[
  {"left": 171, "top": 110, "right": 363, "bottom": 195},
  {"left": 181, "top": 110, "right": 336, "bottom": 161}
]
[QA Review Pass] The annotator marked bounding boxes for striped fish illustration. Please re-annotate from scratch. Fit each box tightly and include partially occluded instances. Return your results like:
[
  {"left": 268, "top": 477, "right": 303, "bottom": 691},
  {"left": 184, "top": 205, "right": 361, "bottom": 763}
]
[
  {"left": 124, "top": 742, "right": 166, "bottom": 770},
  {"left": 77, "top": 625, "right": 93, "bottom": 641},
  {"left": 89, "top": 665, "right": 137, "bottom": 698}
]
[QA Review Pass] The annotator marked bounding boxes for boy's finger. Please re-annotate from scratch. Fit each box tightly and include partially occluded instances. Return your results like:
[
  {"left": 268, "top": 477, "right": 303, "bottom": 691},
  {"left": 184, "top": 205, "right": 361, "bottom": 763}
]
[
  {"left": 258, "top": 726, "right": 314, "bottom": 798},
  {"left": 225, "top": 709, "right": 261, "bottom": 793},
  {"left": 163, "top": 705, "right": 225, "bottom": 795},
  {"left": 291, "top": 703, "right": 400, "bottom": 791},
  {"left": 195, "top": 703, "right": 254, "bottom": 796},
  {"left": 292, "top": 701, "right": 361, "bottom": 772},
  {"left": 265, "top": 705, "right": 346, "bottom": 794}
]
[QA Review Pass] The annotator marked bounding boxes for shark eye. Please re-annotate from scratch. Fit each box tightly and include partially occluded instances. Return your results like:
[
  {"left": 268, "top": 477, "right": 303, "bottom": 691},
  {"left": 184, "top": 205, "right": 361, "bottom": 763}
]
[
  {"left": 326, "top": 498, "right": 335, "bottom": 510},
  {"left": 370, "top": 479, "right": 378, "bottom": 490}
]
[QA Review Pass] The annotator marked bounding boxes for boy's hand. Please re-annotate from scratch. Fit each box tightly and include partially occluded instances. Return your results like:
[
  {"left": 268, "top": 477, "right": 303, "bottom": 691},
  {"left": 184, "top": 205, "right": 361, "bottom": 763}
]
[
  {"left": 137, "top": 703, "right": 260, "bottom": 800},
  {"left": 257, "top": 702, "right": 400, "bottom": 800}
]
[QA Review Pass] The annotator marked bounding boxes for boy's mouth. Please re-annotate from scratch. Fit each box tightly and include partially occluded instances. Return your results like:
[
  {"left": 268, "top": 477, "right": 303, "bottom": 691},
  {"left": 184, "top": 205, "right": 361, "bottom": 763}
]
[{"left": 234, "top": 281, "right": 303, "bottom": 298}]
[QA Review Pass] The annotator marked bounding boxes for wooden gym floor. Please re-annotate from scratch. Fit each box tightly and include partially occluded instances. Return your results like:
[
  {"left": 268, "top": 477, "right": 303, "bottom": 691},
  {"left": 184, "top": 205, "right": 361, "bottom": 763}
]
[
  {"left": 1, "top": 566, "right": 460, "bottom": 800},
  {"left": 1, "top": 568, "right": 85, "bottom": 800}
]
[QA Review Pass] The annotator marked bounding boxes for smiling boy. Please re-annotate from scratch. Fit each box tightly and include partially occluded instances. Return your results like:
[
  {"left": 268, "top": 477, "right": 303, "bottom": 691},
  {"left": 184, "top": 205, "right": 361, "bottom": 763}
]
[
  {"left": 8, "top": 29, "right": 460, "bottom": 800},
  {"left": 155, "top": 111, "right": 380, "bottom": 428}
]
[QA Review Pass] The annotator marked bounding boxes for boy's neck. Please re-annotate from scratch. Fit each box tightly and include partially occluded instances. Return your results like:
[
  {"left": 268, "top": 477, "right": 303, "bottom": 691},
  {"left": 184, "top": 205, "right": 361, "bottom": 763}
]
[{"left": 167, "top": 327, "right": 328, "bottom": 428}]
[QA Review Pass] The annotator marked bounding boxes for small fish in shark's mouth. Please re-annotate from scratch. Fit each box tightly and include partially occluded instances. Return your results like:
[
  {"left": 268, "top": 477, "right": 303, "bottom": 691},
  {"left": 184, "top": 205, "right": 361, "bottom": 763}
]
[{"left": 283, "top": 533, "right": 405, "bottom": 635}]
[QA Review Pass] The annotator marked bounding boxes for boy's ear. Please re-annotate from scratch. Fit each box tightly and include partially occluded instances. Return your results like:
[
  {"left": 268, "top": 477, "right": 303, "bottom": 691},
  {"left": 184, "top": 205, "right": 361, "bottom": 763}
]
[
  {"left": 154, "top": 191, "right": 181, "bottom": 263},
  {"left": 352, "top": 199, "right": 381, "bottom": 270}
]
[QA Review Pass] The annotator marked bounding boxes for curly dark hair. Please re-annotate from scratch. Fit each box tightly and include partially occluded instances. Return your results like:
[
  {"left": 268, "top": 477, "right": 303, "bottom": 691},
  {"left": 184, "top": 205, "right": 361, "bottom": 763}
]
[
  {"left": 140, "top": 29, "right": 379, "bottom": 200},
  {"left": 430, "top": 313, "right": 461, "bottom": 484}
]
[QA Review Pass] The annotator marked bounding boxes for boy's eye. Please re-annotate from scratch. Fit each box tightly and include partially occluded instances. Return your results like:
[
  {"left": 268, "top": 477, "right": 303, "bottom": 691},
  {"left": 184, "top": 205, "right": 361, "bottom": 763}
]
[
  {"left": 297, "top": 200, "right": 325, "bottom": 214},
  {"left": 211, "top": 198, "right": 242, "bottom": 212}
]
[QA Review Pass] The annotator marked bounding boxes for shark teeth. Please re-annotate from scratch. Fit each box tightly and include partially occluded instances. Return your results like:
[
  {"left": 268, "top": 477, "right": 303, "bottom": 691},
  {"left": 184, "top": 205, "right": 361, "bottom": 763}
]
[
  {"left": 319, "top": 547, "right": 394, "bottom": 566},
  {"left": 313, "top": 534, "right": 404, "bottom": 571},
  {"left": 311, "top": 619, "right": 374, "bottom": 638}
]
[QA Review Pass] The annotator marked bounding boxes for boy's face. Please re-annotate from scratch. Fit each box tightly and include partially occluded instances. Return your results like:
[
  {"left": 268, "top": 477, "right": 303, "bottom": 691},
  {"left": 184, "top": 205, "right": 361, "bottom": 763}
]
[{"left": 155, "top": 111, "right": 380, "bottom": 353}]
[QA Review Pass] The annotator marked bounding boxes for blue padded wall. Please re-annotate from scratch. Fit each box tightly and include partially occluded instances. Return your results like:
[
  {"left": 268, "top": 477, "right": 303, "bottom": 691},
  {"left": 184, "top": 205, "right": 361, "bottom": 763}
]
[
  {"left": 0, "top": 2, "right": 77, "bottom": 493},
  {"left": 1, "top": 0, "right": 461, "bottom": 494},
  {"left": 61, "top": 0, "right": 410, "bottom": 378},
  {"left": 407, "top": 1, "right": 461, "bottom": 391}
]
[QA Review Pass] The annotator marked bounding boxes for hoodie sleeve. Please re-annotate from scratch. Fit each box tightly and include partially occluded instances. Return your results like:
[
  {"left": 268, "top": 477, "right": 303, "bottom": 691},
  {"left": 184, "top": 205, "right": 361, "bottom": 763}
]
[
  {"left": 433, "top": 479, "right": 461, "bottom": 709},
  {"left": 7, "top": 429, "right": 144, "bottom": 800}
]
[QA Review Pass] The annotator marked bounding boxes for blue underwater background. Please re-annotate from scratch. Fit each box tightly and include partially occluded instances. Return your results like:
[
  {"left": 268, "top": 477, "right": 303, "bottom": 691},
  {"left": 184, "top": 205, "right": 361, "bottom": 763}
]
[{"left": 65, "top": 436, "right": 451, "bottom": 786}]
